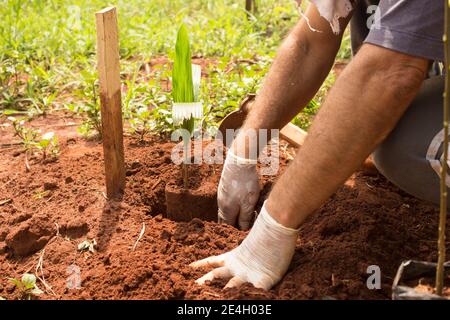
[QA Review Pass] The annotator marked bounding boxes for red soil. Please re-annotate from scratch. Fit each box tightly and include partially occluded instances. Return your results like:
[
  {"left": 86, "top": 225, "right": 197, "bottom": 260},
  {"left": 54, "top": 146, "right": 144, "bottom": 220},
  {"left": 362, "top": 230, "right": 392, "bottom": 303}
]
[{"left": 0, "top": 122, "right": 449, "bottom": 300}]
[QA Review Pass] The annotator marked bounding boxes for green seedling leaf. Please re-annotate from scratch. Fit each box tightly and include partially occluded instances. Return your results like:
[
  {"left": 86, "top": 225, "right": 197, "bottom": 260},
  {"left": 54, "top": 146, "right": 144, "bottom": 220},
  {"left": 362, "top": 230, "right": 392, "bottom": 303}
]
[
  {"left": 9, "top": 277, "right": 23, "bottom": 290},
  {"left": 1, "top": 109, "right": 28, "bottom": 116},
  {"left": 172, "top": 24, "right": 200, "bottom": 134},
  {"left": 38, "top": 139, "right": 50, "bottom": 148},
  {"left": 21, "top": 273, "right": 37, "bottom": 290},
  {"left": 138, "top": 110, "right": 150, "bottom": 118},
  {"left": 33, "top": 190, "right": 50, "bottom": 199},
  {"left": 8, "top": 273, "right": 42, "bottom": 299},
  {"left": 172, "top": 24, "right": 194, "bottom": 104}
]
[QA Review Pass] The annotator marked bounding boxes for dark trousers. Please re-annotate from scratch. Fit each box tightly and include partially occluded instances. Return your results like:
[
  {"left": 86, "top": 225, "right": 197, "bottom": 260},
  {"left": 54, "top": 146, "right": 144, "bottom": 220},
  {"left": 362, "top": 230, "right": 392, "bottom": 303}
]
[{"left": 373, "top": 76, "right": 448, "bottom": 207}]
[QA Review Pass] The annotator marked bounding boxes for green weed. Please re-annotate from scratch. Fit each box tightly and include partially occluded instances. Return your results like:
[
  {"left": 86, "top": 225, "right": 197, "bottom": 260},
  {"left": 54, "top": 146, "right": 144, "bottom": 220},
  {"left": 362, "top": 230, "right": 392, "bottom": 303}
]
[
  {"left": 7, "top": 117, "right": 59, "bottom": 161},
  {"left": 8, "top": 273, "right": 44, "bottom": 300}
]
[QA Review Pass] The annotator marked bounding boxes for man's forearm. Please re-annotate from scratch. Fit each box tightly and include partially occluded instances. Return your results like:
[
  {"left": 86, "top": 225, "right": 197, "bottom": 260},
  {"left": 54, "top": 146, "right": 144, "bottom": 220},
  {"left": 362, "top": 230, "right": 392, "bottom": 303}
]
[
  {"left": 267, "top": 44, "right": 429, "bottom": 228},
  {"left": 232, "top": 5, "right": 348, "bottom": 157}
]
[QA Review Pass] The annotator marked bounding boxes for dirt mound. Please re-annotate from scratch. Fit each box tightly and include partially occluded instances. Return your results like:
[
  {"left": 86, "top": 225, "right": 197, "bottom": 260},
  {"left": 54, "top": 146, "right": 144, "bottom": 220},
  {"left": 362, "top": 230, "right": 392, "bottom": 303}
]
[
  {"left": 0, "top": 133, "right": 448, "bottom": 300},
  {"left": 5, "top": 213, "right": 56, "bottom": 256}
]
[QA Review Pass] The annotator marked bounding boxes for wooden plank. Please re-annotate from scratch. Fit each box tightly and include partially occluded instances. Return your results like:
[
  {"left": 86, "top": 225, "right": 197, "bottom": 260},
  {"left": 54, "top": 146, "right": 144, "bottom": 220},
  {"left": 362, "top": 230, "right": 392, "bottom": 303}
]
[
  {"left": 280, "top": 123, "right": 307, "bottom": 148},
  {"left": 95, "top": 7, "right": 125, "bottom": 199}
]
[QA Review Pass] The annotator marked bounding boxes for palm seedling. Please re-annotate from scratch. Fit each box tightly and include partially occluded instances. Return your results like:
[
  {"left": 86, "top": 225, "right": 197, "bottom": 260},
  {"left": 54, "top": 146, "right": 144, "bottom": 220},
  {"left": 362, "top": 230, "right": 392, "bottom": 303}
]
[{"left": 172, "top": 24, "right": 202, "bottom": 189}]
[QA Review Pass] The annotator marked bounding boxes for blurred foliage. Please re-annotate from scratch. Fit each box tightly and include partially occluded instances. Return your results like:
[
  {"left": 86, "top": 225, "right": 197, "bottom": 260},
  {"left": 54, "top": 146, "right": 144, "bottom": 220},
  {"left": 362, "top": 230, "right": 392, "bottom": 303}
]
[{"left": 0, "top": 0, "right": 351, "bottom": 137}]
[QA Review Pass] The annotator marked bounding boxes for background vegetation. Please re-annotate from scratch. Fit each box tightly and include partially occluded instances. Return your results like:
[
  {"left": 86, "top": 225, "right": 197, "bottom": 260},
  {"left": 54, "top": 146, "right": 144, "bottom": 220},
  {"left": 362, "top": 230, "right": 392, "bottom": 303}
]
[{"left": 0, "top": 0, "right": 351, "bottom": 137}]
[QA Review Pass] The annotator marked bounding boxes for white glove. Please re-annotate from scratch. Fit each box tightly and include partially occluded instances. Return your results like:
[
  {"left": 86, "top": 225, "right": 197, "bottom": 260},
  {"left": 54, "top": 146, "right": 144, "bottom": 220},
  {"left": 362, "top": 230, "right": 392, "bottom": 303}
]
[
  {"left": 217, "top": 150, "right": 260, "bottom": 230},
  {"left": 296, "top": 0, "right": 353, "bottom": 34},
  {"left": 190, "top": 201, "right": 299, "bottom": 290},
  {"left": 311, "top": 0, "right": 352, "bottom": 34}
]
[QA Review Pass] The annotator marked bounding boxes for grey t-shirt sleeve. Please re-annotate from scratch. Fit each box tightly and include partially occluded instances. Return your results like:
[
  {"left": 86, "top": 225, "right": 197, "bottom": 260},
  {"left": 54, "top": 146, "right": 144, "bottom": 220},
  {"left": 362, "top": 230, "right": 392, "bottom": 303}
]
[{"left": 363, "top": 0, "right": 444, "bottom": 61}]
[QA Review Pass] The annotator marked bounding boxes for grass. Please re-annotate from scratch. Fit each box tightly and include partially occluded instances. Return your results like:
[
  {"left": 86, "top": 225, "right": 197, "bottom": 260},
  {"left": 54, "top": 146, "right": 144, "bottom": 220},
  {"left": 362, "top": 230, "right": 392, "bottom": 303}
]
[
  {"left": 6, "top": 116, "right": 59, "bottom": 161},
  {"left": 8, "top": 273, "right": 43, "bottom": 300},
  {"left": 0, "top": 0, "right": 351, "bottom": 134}
]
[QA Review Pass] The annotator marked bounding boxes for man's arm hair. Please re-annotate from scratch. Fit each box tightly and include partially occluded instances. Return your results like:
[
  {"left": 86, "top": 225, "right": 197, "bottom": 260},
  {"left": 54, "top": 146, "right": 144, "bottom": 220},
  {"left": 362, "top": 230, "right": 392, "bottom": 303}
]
[
  {"left": 246, "top": 4, "right": 352, "bottom": 129},
  {"left": 267, "top": 43, "right": 429, "bottom": 228},
  {"left": 234, "top": 4, "right": 353, "bottom": 157}
]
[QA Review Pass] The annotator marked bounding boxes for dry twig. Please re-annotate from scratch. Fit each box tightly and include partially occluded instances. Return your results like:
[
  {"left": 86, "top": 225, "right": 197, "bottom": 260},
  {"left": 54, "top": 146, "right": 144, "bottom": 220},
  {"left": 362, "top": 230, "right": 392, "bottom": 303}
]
[
  {"left": 35, "top": 249, "right": 56, "bottom": 296},
  {"left": 132, "top": 222, "right": 146, "bottom": 251},
  {"left": 0, "top": 198, "right": 12, "bottom": 206}
]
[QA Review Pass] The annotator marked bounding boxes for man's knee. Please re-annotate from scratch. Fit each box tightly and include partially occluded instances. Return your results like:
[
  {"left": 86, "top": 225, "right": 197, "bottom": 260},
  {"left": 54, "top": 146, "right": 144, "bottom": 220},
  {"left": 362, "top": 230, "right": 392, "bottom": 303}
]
[{"left": 373, "top": 76, "right": 445, "bottom": 207}]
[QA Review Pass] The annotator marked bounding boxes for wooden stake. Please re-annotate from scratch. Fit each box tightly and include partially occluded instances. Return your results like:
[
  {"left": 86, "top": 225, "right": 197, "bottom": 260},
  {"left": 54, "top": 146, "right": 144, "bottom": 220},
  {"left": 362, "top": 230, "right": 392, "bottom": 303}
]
[
  {"left": 95, "top": 7, "right": 125, "bottom": 199},
  {"left": 245, "top": 0, "right": 257, "bottom": 17},
  {"left": 436, "top": 0, "right": 450, "bottom": 296}
]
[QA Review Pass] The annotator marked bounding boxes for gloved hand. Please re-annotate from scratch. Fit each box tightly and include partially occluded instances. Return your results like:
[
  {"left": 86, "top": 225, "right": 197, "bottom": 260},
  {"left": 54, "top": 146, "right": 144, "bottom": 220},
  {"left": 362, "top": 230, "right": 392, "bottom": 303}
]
[
  {"left": 217, "top": 149, "right": 260, "bottom": 230},
  {"left": 191, "top": 201, "right": 300, "bottom": 290}
]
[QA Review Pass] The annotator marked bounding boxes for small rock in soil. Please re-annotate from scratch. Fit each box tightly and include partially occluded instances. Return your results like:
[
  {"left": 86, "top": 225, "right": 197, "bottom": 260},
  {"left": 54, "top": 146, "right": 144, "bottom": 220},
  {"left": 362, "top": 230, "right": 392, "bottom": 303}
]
[
  {"left": 6, "top": 284, "right": 15, "bottom": 294},
  {"left": 5, "top": 213, "right": 55, "bottom": 256},
  {"left": 65, "top": 176, "right": 74, "bottom": 184},
  {"left": 48, "top": 241, "right": 74, "bottom": 264},
  {"left": 130, "top": 161, "right": 142, "bottom": 169},
  {"left": 103, "top": 205, "right": 111, "bottom": 214},
  {"left": 191, "top": 218, "right": 205, "bottom": 229},
  {"left": 152, "top": 263, "right": 161, "bottom": 271},
  {"left": 347, "top": 283, "right": 362, "bottom": 297},
  {"left": 299, "top": 284, "right": 316, "bottom": 299},
  {"left": 161, "top": 230, "right": 172, "bottom": 241},
  {"left": 8, "top": 212, "right": 32, "bottom": 225},
  {"left": 0, "top": 242, "right": 7, "bottom": 254},
  {"left": 0, "top": 230, "right": 8, "bottom": 241},
  {"left": 173, "top": 231, "right": 188, "bottom": 242},
  {"left": 28, "top": 183, "right": 39, "bottom": 190},
  {"left": 43, "top": 181, "right": 58, "bottom": 191},
  {"left": 66, "top": 138, "right": 76, "bottom": 145},
  {"left": 214, "top": 240, "right": 225, "bottom": 250},
  {"left": 356, "top": 190, "right": 379, "bottom": 205},
  {"left": 169, "top": 273, "right": 184, "bottom": 283},
  {"left": 63, "top": 217, "right": 89, "bottom": 239},
  {"left": 126, "top": 169, "right": 139, "bottom": 176},
  {"left": 102, "top": 253, "right": 111, "bottom": 265},
  {"left": 163, "top": 156, "right": 171, "bottom": 164}
]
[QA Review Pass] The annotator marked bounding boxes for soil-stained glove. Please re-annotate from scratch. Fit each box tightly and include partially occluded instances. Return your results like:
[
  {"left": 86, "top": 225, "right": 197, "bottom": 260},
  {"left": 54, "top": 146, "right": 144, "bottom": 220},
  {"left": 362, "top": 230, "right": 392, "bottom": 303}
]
[
  {"left": 297, "top": 0, "right": 353, "bottom": 34},
  {"left": 217, "top": 150, "right": 260, "bottom": 230},
  {"left": 191, "top": 201, "right": 300, "bottom": 290}
]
